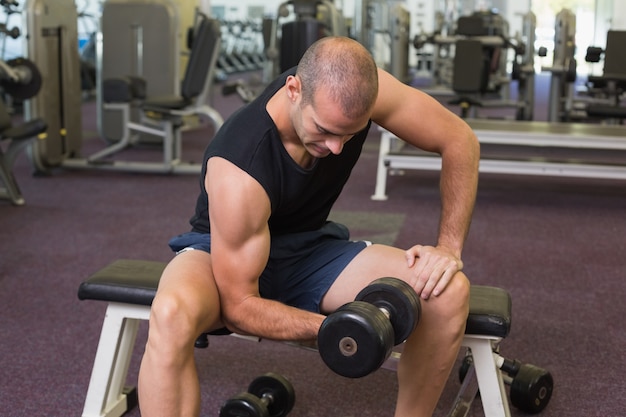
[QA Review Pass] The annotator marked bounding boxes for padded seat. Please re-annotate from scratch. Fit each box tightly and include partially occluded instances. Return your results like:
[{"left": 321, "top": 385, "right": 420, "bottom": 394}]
[
  {"left": 448, "top": 39, "right": 492, "bottom": 118},
  {"left": 466, "top": 285, "right": 511, "bottom": 338},
  {"left": 78, "top": 259, "right": 512, "bottom": 338},
  {"left": 141, "top": 96, "right": 193, "bottom": 112},
  {"left": 78, "top": 259, "right": 165, "bottom": 306},
  {"left": 3, "top": 118, "right": 48, "bottom": 141}
]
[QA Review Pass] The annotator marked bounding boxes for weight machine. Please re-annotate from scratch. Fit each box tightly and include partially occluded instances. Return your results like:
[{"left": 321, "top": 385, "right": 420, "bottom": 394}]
[
  {"left": 0, "top": 0, "right": 49, "bottom": 206},
  {"left": 215, "top": 19, "right": 266, "bottom": 80},
  {"left": 413, "top": 10, "right": 536, "bottom": 120},
  {"left": 354, "top": 0, "right": 411, "bottom": 84},
  {"left": 23, "top": 0, "right": 84, "bottom": 172},
  {"left": 64, "top": 8, "right": 223, "bottom": 174},
  {"left": 0, "top": 0, "right": 21, "bottom": 61},
  {"left": 24, "top": 0, "right": 223, "bottom": 175},
  {"left": 0, "top": 55, "right": 47, "bottom": 206},
  {"left": 223, "top": 0, "right": 348, "bottom": 102},
  {"left": 264, "top": 0, "right": 347, "bottom": 82},
  {"left": 0, "top": 0, "right": 33, "bottom": 94},
  {"left": 583, "top": 30, "right": 626, "bottom": 124},
  {"left": 538, "top": 8, "right": 578, "bottom": 122}
]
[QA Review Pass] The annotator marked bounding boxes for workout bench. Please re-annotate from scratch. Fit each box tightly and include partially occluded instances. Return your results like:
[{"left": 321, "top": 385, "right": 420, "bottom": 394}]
[{"left": 77, "top": 259, "right": 552, "bottom": 417}]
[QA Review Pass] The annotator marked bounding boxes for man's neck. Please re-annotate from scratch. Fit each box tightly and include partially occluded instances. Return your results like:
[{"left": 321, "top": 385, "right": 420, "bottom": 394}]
[{"left": 266, "top": 87, "right": 316, "bottom": 169}]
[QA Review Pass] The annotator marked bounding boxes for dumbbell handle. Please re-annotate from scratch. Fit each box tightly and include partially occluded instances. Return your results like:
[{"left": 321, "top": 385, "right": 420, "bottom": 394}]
[
  {"left": 495, "top": 355, "right": 522, "bottom": 377},
  {"left": 258, "top": 392, "right": 274, "bottom": 407},
  {"left": 220, "top": 392, "right": 275, "bottom": 417}
]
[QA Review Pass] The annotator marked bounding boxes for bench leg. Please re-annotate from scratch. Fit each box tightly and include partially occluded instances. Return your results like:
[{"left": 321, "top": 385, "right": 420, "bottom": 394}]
[
  {"left": 82, "top": 302, "right": 150, "bottom": 417},
  {"left": 378, "top": 335, "right": 512, "bottom": 417},
  {"left": 371, "top": 130, "right": 392, "bottom": 201},
  {"left": 463, "top": 336, "right": 511, "bottom": 417}
]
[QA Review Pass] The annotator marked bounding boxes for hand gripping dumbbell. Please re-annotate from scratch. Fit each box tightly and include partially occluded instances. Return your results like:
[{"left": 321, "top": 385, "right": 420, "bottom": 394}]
[
  {"left": 318, "top": 277, "right": 421, "bottom": 378},
  {"left": 459, "top": 354, "right": 554, "bottom": 414},
  {"left": 220, "top": 372, "right": 296, "bottom": 417}
]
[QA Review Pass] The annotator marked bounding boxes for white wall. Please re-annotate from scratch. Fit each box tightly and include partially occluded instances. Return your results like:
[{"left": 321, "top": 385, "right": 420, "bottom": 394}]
[
  {"left": 208, "top": 0, "right": 358, "bottom": 20},
  {"left": 210, "top": 0, "right": 284, "bottom": 19},
  {"left": 611, "top": 0, "right": 626, "bottom": 29}
]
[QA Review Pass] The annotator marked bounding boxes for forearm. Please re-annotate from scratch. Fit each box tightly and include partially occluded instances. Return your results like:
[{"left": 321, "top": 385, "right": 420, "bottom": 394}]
[
  {"left": 437, "top": 130, "right": 479, "bottom": 257},
  {"left": 222, "top": 296, "right": 325, "bottom": 342}
]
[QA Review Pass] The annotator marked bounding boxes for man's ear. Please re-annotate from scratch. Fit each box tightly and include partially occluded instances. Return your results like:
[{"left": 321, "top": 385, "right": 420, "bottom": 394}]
[{"left": 285, "top": 75, "right": 301, "bottom": 103}]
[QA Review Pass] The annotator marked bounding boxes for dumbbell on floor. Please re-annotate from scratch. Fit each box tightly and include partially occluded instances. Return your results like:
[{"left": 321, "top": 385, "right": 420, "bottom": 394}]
[
  {"left": 318, "top": 277, "right": 421, "bottom": 378},
  {"left": 220, "top": 372, "right": 295, "bottom": 417},
  {"left": 459, "top": 354, "right": 553, "bottom": 414}
]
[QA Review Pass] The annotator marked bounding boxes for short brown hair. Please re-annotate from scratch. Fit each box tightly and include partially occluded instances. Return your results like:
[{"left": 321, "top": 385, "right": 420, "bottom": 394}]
[{"left": 296, "top": 37, "right": 378, "bottom": 119}]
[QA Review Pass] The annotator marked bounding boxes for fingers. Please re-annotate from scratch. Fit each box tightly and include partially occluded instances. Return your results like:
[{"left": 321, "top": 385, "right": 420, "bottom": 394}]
[
  {"left": 405, "top": 245, "right": 463, "bottom": 300},
  {"left": 405, "top": 245, "right": 423, "bottom": 267}
]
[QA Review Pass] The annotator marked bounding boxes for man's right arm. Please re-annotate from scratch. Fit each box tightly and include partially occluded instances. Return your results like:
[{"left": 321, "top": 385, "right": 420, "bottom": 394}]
[{"left": 206, "top": 157, "right": 324, "bottom": 341}]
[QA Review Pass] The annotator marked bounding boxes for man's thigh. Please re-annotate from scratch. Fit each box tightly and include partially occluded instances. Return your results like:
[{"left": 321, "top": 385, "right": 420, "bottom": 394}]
[
  {"left": 319, "top": 244, "right": 410, "bottom": 313},
  {"left": 321, "top": 244, "right": 469, "bottom": 319}
]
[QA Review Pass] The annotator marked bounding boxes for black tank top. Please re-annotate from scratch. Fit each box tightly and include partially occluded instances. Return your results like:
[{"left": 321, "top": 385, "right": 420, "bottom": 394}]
[{"left": 189, "top": 68, "right": 371, "bottom": 236}]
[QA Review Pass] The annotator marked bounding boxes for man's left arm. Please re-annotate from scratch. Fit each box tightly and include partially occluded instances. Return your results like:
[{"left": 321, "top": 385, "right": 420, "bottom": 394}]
[{"left": 372, "top": 68, "right": 480, "bottom": 299}]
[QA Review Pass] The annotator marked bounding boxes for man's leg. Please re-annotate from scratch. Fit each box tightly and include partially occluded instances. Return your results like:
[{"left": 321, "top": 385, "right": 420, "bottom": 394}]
[
  {"left": 393, "top": 275, "right": 469, "bottom": 417},
  {"left": 321, "top": 244, "right": 470, "bottom": 417},
  {"left": 138, "top": 250, "right": 223, "bottom": 417}
]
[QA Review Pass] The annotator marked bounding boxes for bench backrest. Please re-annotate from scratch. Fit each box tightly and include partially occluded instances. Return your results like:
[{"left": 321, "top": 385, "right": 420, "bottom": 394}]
[{"left": 181, "top": 13, "right": 221, "bottom": 101}]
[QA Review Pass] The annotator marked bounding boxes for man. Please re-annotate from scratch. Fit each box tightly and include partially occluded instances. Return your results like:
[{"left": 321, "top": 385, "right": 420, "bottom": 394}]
[{"left": 138, "top": 36, "right": 480, "bottom": 417}]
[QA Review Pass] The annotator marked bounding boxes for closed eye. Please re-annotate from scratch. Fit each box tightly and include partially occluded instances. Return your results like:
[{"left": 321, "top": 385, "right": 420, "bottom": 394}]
[{"left": 315, "top": 122, "right": 363, "bottom": 138}]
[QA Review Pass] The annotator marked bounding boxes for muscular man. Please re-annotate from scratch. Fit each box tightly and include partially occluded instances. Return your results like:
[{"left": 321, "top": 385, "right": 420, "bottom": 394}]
[{"left": 138, "top": 36, "right": 480, "bottom": 417}]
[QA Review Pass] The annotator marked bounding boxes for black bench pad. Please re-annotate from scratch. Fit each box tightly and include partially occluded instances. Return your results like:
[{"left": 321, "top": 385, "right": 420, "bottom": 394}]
[
  {"left": 78, "top": 259, "right": 511, "bottom": 338},
  {"left": 467, "top": 285, "right": 511, "bottom": 338},
  {"left": 78, "top": 259, "right": 166, "bottom": 306}
]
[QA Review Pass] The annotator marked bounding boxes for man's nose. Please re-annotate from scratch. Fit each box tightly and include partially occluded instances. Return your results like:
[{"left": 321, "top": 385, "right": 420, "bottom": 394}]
[{"left": 326, "top": 137, "right": 346, "bottom": 155}]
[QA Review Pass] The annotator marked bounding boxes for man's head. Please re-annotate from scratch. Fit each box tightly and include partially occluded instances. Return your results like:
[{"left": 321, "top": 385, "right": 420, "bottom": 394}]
[
  {"left": 282, "top": 37, "right": 378, "bottom": 159},
  {"left": 296, "top": 36, "right": 378, "bottom": 119}
]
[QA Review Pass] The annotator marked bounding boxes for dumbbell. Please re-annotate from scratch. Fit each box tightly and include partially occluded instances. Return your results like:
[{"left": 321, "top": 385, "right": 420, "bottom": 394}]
[
  {"left": 459, "top": 355, "right": 553, "bottom": 414},
  {"left": 317, "top": 277, "right": 421, "bottom": 378},
  {"left": 220, "top": 372, "right": 295, "bottom": 417}
]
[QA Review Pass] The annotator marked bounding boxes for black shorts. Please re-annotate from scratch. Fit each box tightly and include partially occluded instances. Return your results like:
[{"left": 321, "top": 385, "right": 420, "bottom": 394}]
[{"left": 168, "top": 222, "right": 369, "bottom": 313}]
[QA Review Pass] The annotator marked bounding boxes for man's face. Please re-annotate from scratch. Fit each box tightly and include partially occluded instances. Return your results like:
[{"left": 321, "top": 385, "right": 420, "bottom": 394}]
[{"left": 293, "top": 88, "right": 370, "bottom": 159}]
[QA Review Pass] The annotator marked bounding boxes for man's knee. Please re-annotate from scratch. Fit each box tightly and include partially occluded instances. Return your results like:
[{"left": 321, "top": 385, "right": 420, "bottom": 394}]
[
  {"left": 427, "top": 272, "right": 470, "bottom": 329},
  {"left": 149, "top": 291, "right": 200, "bottom": 346},
  {"left": 449, "top": 271, "right": 470, "bottom": 305},
  {"left": 149, "top": 254, "right": 222, "bottom": 346},
  {"left": 447, "top": 271, "right": 470, "bottom": 309}
]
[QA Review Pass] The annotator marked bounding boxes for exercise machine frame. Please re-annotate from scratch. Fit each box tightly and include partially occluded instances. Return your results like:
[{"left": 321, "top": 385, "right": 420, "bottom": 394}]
[{"left": 372, "top": 121, "right": 626, "bottom": 201}]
